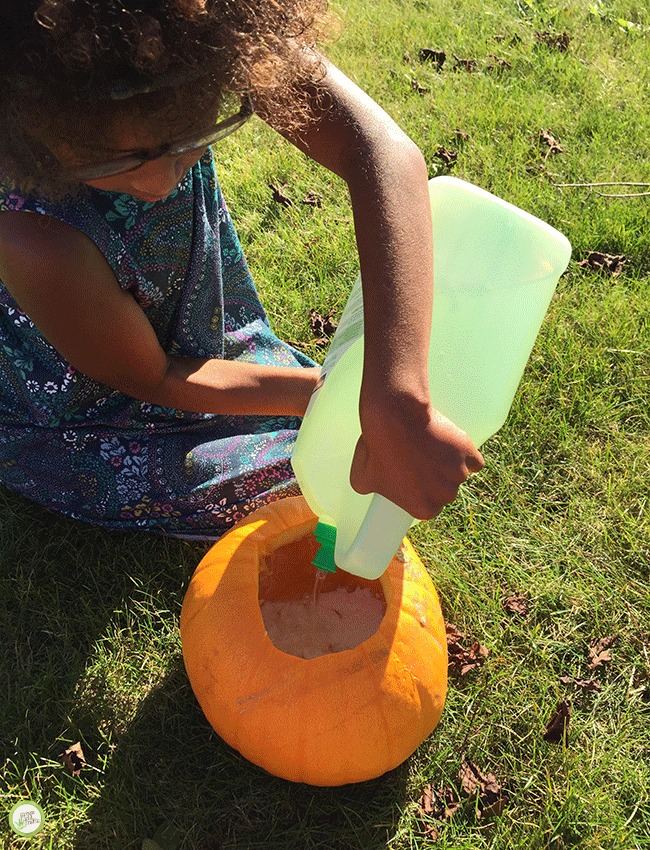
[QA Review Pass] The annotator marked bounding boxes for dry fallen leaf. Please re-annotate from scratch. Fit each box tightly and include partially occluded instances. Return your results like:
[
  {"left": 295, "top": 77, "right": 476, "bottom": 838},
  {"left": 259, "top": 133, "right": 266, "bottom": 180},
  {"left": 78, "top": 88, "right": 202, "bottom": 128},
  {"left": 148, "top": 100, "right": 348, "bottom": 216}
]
[
  {"left": 301, "top": 190, "right": 322, "bottom": 208},
  {"left": 543, "top": 699, "right": 571, "bottom": 744},
  {"left": 486, "top": 54, "right": 512, "bottom": 72},
  {"left": 458, "top": 761, "right": 482, "bottom": 797},
  {"left": 269, "top": 183, "right": 293, "bottom": 207},
  {"left": 535, "top": 30, "right": 572, "bottom": 52},
  {"left": 458, "top": 761, "right": 500, "bottom": 797},
  {"left": 418, "top": 821, "right": 439, "bottom": 841},
  {"left": 458, "top": 761, "right": 508, "bottom": 818},
  {"left": 309, "top": 308, "right": 337, "bottom": 341},
  {"left": 578, "top": 252, "right": 626, "bottom": 276},
  {"left": 539, "top": 129, "right": 564, "bottom": 155},
  {"left": 589, "top": 635, "right": 615, "bottom": 667},
  {"left": 453, "top": 55, "right": 478, "bottom": 72},
  {"left": 503, "top": 593, "right": 530, "bottom": 617},
  {"left": 416, "top": 784, "right": 438, "bottom": 840},
  {"left": 419, "top": 783, "right": 435, "bottom": 814},
  {"left": 410, "top": 78, "right": 430, "bottom": 94},
  {"left": 434, "top": 146, "right": 458, "bottom": 166},
  {"left": 559, "top": 675, "right": 602, "bottom": 692},
  {"left": 419, "top": 48, "right": 446, "bottom": 70},
  {"left": 59, "top": 741, "right": 86, "bottom": 776},
  {"left": 416, "top": 782, "right": 461, "bottom": 840},
  {"left": 446, "top": 623, "right": 490, "bottom": 675}
]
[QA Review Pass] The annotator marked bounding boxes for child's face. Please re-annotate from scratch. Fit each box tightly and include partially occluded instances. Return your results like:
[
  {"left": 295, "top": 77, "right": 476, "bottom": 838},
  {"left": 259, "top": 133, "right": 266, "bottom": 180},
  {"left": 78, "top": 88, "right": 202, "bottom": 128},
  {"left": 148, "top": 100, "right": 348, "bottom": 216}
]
[
  {"left": 52, "top": 97, "right": 252, "bottom": 201},
  {"left": 83, "top": 146, "right": 207, "bottom": 201},
  {"left": 55, "top": 112, "right": 214, "bottom": 201},
  {"left": 78, "top": 122, "right": 209, "bottom": 201}
]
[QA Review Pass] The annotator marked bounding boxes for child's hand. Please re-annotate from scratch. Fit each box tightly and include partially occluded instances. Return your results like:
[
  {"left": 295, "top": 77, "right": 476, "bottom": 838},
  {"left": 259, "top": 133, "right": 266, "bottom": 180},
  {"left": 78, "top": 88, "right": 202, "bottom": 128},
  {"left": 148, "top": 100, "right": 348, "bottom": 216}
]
[{"left": 350, "top": 389, "right": 484, "bottom": 520}]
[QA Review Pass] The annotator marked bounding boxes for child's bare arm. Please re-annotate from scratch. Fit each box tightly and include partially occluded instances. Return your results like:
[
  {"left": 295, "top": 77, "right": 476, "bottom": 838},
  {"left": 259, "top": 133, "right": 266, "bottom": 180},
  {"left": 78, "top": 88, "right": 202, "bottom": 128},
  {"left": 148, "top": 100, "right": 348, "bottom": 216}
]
[
  {"left": 0, "top": 212, "right": 318, "bottom": 417},
  {"left": 263, "top": 57, "right": 484, "bottom": 519}
]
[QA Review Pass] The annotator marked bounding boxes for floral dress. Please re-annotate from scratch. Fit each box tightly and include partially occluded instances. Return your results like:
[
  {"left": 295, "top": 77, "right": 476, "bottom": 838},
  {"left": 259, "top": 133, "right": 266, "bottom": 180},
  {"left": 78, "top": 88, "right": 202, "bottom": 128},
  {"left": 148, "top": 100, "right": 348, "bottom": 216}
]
[{"left": 0, "top": 150, "right": 314, "bottom": 538}]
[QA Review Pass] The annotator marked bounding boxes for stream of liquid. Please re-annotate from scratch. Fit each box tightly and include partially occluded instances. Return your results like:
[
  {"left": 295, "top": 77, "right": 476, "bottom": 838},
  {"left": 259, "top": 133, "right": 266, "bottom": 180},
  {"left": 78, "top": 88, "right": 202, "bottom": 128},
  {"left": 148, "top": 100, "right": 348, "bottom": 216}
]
[{"left": 311, "top": 568, "right": 327, "bottom": 608}]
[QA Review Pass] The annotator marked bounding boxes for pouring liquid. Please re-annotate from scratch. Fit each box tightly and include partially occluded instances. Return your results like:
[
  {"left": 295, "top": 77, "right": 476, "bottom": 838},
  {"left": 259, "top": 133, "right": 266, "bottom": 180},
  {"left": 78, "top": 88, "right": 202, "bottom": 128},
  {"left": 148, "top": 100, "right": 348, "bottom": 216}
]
[{"left": 311, "top": 568, "right": 328, "bottom": 608}]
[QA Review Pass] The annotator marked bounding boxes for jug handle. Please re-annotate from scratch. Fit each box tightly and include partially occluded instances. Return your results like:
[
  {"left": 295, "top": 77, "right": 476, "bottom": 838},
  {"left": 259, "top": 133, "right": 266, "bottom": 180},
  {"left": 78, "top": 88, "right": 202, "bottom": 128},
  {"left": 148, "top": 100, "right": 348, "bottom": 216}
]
[{"left": 334, "top": 493, "right": 414, "bottom": 580}]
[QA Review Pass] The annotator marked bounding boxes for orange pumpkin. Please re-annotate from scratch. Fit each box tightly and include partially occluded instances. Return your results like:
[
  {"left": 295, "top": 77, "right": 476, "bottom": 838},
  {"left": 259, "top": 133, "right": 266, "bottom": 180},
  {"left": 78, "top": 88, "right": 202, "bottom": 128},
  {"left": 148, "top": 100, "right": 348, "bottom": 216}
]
[{"left": 180, "top": 496, "right": 448, "bottom": 786}]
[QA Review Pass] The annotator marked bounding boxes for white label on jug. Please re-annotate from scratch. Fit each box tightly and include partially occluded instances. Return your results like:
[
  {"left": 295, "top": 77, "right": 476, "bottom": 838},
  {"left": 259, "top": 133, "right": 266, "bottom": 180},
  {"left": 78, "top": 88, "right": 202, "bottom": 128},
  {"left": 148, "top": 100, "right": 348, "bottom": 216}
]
[{"left": 321, "top": 275, "right": 365, "bottom": 375}]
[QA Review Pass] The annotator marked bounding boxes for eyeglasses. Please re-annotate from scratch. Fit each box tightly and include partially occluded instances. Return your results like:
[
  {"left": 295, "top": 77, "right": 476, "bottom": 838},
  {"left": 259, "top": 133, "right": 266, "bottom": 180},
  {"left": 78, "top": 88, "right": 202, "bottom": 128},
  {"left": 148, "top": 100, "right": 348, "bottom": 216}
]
[{"left": 66, "top": 95, "right": 254, "bottom": 182}]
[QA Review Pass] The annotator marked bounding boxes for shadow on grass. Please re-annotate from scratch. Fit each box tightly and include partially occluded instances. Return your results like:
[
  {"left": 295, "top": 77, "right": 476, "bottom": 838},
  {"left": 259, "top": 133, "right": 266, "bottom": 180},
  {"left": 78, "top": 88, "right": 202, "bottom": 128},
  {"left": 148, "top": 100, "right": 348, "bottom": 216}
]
[
  {"left": 72, "top": 660, "right": 410, "bottom": 850},
  {"left": 0, "top": 488, "right": 409, "bottom": 850}
]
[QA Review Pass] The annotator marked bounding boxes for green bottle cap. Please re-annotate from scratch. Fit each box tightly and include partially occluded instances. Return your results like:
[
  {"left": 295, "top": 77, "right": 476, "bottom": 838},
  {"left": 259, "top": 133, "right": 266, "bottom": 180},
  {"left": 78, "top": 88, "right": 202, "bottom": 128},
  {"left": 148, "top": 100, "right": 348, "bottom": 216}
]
[{"left": 312, "top": 521, "right": 337, "bottom": 573}]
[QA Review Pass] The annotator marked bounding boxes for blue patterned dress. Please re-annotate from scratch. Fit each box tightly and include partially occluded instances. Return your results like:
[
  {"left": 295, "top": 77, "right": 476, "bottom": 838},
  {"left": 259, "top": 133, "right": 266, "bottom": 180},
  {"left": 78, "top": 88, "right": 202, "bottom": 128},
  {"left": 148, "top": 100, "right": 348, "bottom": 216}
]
[{"left": 0, "top": 150, "right": 313, "bottom": 537}]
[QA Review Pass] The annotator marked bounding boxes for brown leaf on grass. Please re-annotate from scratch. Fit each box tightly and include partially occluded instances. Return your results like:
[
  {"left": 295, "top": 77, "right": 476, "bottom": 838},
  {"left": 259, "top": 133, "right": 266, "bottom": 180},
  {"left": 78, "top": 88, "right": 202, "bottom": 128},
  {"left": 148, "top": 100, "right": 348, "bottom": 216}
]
[
  {"left": 269, "top": 183, "right": 293, "bottom": 207},
  {"left": 59, "top": 741, "right": 86, "bottom": 776},
  {"left": 458, "top": 761, "right": 508, "bottom": 818},
  {"left": 486, "top": 54, "right": 512, "bottom": 72},
  {"left": 419, "top": 48, "right": 446, "bottom": 70},
  {"left": 459, "top": 761, "right": 501, "bottom": 798},
  {"left": 454, "top": 128, "right": 470, "bottom": 143},
  {"left": 419, "top": 783, "right": 435, "bottom": 814},
  {"left": 309, "top": 308, "right": 337, "bottom": 346},
  {"left": 480, "top": 796, "right": 510, "bottom": 818},
  {"left": 446, "top": 623, "right": 490, "bottom": 675},
  {"left": 446, "top": 622, "right": 465, "bottom": 643},
  {"left": 503, "top": 593, "right": 530, "bottom": 617},
  {"left": 417, "top": 785, "right": 440, "bottom": 840},
  {"left": 461, "top": 642, "right": 490, "bottom": 674},
  {"left": 543, "top": 699, "right": 571, "bottom": 744},
  {"left": 301, "top": 190, "right": 322, "bottom": 208},
  {"left": 539, "top": 129, "right": 564, "bottom": 154},
  {"left": 589, "top": 635, "right": 615, "bottom": 667},
  {"left": 416, "top": 783, "right": 461, "bottom": 839},
  {"left": 434, "top": 146, "right": 458, "bottom": 166},
  {"left": 535, "top": 30, "right": 572, "bottom": 52},
  {"left": 559, "top": 675, "right": 602, "bottom": 692},
  {"left": 417, "top": 820, "right": 439, "bottom": 841},
  {"left": 453, "top": 56, "right": 478, "bottom": 72},
  {"left": 443, "top": 797, "right": 462, "bottom": 820},
  {"left": 578, "top": 252, "right": 626, "bottom": 275},
  {"left": 458, "top": 761, "right": 484, "bottom": 796},
  {"left": 410, "top": 78, "right": 430, "bottom": 94}
]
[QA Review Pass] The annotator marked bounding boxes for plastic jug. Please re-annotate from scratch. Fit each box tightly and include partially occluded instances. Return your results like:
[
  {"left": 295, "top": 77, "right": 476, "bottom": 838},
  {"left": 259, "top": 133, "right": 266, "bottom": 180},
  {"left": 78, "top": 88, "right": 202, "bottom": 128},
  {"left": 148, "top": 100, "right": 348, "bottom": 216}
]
[{"left": 291, "top": 175, "right": 572, "bottom": 579}]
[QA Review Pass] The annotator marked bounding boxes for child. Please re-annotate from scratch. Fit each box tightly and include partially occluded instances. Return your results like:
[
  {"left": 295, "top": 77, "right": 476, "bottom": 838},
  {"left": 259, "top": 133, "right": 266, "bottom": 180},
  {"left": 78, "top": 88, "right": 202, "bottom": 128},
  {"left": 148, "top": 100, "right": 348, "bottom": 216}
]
[{"left": 0, "top": 0, "right": 483, "bottom": 539}]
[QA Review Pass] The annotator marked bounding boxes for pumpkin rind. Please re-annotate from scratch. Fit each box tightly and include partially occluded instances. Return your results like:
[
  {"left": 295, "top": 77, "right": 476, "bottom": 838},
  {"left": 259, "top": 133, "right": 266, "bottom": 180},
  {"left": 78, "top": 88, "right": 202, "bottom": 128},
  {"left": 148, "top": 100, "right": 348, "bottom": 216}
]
[{"left": 180, "top": 496, "right": 447, "bottom": 786}]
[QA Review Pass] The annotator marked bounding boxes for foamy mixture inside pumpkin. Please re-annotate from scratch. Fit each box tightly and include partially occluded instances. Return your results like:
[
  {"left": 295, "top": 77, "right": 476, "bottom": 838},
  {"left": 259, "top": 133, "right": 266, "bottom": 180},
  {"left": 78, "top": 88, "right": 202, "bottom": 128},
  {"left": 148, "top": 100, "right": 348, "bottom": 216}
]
[{"left": 261, "top": 586, "right": 386, "bottom": 659}]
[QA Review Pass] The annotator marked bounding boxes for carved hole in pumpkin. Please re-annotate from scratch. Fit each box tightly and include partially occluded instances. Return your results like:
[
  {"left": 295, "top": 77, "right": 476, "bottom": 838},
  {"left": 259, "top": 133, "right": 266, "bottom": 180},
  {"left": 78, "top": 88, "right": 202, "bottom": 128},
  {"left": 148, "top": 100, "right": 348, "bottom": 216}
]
[{"left": 258, "top": 529, "right": 388, "bottom": 660}]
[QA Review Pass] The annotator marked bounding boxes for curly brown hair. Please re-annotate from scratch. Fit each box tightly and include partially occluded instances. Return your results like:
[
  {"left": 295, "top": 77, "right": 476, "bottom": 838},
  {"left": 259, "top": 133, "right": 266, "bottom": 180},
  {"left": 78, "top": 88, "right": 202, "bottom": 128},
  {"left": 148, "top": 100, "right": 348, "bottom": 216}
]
[{"left": 0, "top": 0, "right": 331, "bottom": 195}]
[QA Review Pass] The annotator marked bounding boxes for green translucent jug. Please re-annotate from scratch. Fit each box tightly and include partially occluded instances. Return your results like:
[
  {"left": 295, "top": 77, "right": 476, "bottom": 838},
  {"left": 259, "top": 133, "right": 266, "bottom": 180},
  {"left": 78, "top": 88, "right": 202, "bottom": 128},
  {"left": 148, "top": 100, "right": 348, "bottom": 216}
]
[{"left": 291, "top": 176, "right": 572, "bottom": 579}]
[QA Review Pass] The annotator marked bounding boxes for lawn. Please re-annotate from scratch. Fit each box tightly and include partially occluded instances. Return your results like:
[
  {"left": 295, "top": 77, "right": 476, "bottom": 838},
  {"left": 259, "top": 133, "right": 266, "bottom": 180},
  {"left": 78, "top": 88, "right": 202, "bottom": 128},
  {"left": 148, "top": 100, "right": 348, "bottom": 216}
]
[{"left": 1, "top": 0, "right": 649, "bottom": 848}]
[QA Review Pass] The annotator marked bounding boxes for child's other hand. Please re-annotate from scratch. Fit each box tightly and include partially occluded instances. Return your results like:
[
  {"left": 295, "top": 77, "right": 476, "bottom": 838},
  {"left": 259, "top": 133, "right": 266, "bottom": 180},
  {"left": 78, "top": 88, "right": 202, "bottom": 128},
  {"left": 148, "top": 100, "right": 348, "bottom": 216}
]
[{"left": 350, "top": 390, "right": 484, "bottom": 520}]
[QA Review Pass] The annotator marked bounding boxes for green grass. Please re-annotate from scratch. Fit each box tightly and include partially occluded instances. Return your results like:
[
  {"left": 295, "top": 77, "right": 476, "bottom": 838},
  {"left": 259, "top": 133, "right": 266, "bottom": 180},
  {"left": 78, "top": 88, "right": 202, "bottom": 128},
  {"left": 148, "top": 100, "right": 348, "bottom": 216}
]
[{"left": 2, "top": 0, "right": 649, "bottom": 847}]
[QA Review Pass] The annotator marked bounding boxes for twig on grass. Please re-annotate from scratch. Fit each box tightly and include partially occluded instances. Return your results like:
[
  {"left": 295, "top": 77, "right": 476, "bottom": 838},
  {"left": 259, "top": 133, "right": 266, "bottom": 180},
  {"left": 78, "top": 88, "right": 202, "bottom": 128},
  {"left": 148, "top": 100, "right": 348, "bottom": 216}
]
[
  {"left": 594, "top": 192, "right": 649, "bottom": 198},
  {"left": 552, "top": 181, "right": 650, "bottom": 198}
]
